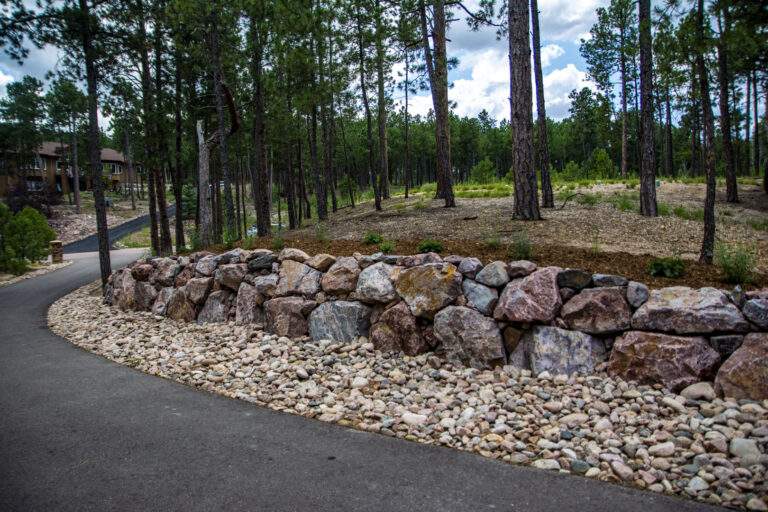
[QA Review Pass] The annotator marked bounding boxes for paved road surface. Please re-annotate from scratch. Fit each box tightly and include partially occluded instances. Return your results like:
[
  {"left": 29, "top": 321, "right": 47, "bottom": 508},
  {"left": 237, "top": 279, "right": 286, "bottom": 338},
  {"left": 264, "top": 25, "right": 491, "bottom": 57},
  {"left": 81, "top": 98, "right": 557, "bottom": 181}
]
[{"left": 0, "top": 223, "right": 719, "bottom": 511}]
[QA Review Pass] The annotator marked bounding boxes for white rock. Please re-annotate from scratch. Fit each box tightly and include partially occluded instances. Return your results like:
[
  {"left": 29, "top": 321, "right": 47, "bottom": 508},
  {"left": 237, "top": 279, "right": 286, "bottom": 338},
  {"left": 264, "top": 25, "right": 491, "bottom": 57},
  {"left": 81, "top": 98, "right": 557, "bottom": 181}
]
[{"left": 402, "top": 412, "right": 428, "bottom": 426}]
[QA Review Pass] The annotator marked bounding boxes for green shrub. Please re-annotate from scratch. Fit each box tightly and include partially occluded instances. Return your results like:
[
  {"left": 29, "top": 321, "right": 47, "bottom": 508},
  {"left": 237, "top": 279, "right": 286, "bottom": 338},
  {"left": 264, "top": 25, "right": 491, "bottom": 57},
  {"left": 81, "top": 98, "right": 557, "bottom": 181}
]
[
  {"left": 222, "top": 228, "right": 238, "bottom": 249},
  {"left": 657, "top": 202, "right": 672, "bottom": 216},
  {"left": 507, "top": 231, "right": 532, "bottom": 260},
  {"left": 469, "top": 157, "right": 497, "bottom": 184},
  {"left": 417, "top": 239, "right": 443, "bottom": 253},
  {"left": 715, "top": 242, "right": 756, "bottom": 284},
  {"left": 378, "top": 240, "right": 395, "bottom": 254},
  {"left": 363, "top": 231, "right": 383, "bottom": 245},
  {"left": 241, "top": 236, "right": 256, "bottom": 250},
  {"left": 0, "top": 205, "right": 56, "bottom": 275},
  {"left": 315, "top": 223, "right": 330, "bottom": 247},
  {"left": 413, "top": 198, "right": 427, "bottom": 209},
  {"left": 747, "top": 218, "right": 768, "bottom": 231},
  {"left": 181, "top": 183, "right": 197, "bottom": 220},
  {"left": 610, "top": 193, "right": 636, "bottom": 212},
  {"left": 648, "top": 256, "right": 685, "bottom": 278},
  {"left": 188, "top": 229, "right": 202, "bottom": 251},
  {"left": 673, "top": 205, "right": 704, "bottom": 221},
  {"left": 485, "top": 235, "right": 502, "bottom": 250},
  {"left": 271, "top": 235, "right": 285, "bottom": 251},
  {"left": 576, "top": 193, "right": 601, "bottom": 207},
  {"left": 393, "top": 202, "right": 407, "bottom": 212}
]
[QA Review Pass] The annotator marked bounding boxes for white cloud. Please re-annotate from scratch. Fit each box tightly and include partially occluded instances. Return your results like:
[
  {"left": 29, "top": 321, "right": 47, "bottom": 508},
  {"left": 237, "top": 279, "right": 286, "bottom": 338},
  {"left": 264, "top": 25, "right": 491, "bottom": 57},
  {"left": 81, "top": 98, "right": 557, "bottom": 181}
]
[
  {"left": 543, "top": 63, "right": 593, "bottom": 118},
  {"left": 0, "top": 71, "right": 12, "bottom": 86},
  {"left": 540, "top": 44, "right": 565, "bottom": 68},
  {"left": 538, "top": 0, "right": 608, "bottom": 42}
]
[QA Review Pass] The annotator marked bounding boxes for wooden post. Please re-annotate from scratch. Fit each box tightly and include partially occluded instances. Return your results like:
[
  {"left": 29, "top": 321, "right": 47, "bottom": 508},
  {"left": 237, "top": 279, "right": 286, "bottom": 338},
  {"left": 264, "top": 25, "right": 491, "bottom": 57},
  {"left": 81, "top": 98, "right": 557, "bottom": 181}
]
[{"left": 50, "top": 240, "right": 63, "bottom": 264}]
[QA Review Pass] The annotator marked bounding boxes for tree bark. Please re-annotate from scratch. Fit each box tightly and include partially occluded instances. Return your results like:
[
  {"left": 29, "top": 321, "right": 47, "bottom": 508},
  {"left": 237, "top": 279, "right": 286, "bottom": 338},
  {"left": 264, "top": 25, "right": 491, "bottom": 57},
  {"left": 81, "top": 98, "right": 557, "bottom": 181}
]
[
  {"left": 173, "top": 48, "right": 185, "bottom": 251},
  {"left": 509, "top": 0, "right": 540, "bottom": 220},
  {"left": 79, "top": 0, "right": 110, "bottom": 287},
  {"left": 716, "top": 9, "right": 738, "bottom": 202},
  {"left": 696, "top": 0, "right": 717, "bottom": 264},
  {"left": 356, "top": 9, "right": 380, "bottom": 210},
  {"left": 754, "top": 71, "right": 760, "bottom": 177},
  {"left": 404, "top": 49, "right": 411, "bottom": 199},
  {"left": 249, "top": 16, "right": 271, "bottom": 237},
  {"left": 638, "top": 0, "right": 657, "bottom": 216},
  {"left": 138, "top": 8, "right": 159, "bottom": 254},
  {"left": 530, "top": 0, "right": 553, "bottom": 208},
  {"left": 664, "top": 85, "right": 674, "bottom": 176},
  {"left": 70, "top": 117, "right": 81, "bottom": 213},
  {"left": 619, "top": 26, "right": 629, "bottom": 178},
  {"left": 374, "top": 0, "right": 390, "bottom": 201},
  {"left": 123, "top": 130, "right": 136, "bottom": 211},
  {"left": 153, "top": 25, "right": 172, "bottom": 256},
  {"left": 211, "top": 8, "right": 236, "bottom": 240}
]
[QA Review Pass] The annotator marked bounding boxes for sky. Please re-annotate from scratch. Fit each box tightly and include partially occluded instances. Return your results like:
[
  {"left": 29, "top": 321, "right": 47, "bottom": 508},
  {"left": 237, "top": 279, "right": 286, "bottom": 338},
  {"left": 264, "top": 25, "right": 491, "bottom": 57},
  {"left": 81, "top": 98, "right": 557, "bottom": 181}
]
[{"left": 0, "top": 0, "right": 606, "bottom": 122}]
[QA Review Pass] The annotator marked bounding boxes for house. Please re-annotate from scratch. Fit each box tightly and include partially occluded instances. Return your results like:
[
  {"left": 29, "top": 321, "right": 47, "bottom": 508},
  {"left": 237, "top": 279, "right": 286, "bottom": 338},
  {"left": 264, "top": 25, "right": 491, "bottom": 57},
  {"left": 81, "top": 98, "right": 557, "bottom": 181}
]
[{"left": 0, "top": 142, "right": 137, "bottom": 197}]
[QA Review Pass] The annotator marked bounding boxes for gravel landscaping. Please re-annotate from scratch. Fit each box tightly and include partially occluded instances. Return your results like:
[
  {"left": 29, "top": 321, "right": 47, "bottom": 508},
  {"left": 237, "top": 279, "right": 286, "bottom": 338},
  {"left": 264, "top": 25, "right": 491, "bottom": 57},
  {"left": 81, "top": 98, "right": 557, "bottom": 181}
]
[{"left": 50, "top": 284, "right": 768, "bottom": 511}]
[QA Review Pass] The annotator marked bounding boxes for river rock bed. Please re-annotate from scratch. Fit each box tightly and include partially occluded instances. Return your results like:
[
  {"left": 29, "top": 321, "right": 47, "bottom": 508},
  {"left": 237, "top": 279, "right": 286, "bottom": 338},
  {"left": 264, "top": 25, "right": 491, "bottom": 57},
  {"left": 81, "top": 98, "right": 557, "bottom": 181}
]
[{"left": 50, "top": 285, "right": 768, "bottom": 510}]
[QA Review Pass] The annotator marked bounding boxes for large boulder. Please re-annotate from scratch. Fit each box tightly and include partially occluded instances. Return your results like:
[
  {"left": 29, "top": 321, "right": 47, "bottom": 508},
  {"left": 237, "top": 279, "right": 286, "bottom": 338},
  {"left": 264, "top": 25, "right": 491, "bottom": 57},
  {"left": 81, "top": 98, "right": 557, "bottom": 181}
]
[
  {"left": 474, "top": 261, "right": 510, "bottom": 288},
  {"left": 321, "top": 257, "right": 360, "bottom": 294},
  {"left": 117, "top": 272, "right": 158, "bottom": 312},
  {"left": 434, "top": 306, "right": 505, "bottom": 369},
  {"left": 195, "top": 255, "right": 220, "bottom": 276},
  {"left": 308, "top": 301, "right": 372, "bottom": 342},
  {"left": 355, "top": 262, "right": 397, "bottom": 303},
  {"left": 248, "top": 253, "right": 277, "bottom": 272},
  {"left": 235, "top": 282, "right": 265, "bottom": 325},
  {"left": 197, "top": 290, "right": 233, "bottom": 323},
  {"left": 215, "top": 263, "right": 248, "bottom": 290},
  {"left": 461, "top": 279, "right": 498, "bottom": 315},
  {"left": 557, "top": 269, "right": 592, "bottom": 291},
  {"left": 305, "top": 253, "right": 336, "bottom": 272},
  {"left": 151, "top": 258, "right": 181, "bottom": 287},
  {"left": 507, "top": 260, "right": 537, "bottom": 278},
  {"left": 626, "top": 281, "right": 649, "bottom": 308},
  {"left": 185, "top": 277, "right": 213, "bottom": 305},
  {"left": 560, "top": 287, "right": 631, "bottom": 334},
  {"left": 264, "top": 297, "right": 317, "bottom": 337},
  {"left": 742, "top": 298, "right": 768, "bottom": 329},
  {"left": 631, "top": 287, "right": 750, "bottom": 334},
  {"left": 166, "top": 287, "right": 196, "bottom": 322},
  {"left": 174, "top": 265, "right": 194, "bottom": 287},
  {"left": 608, "top": 331, "right": 720, "bottom": 392},
  {"left": 249, "top": 273, "right": 279, "bottom": 298},
  {"left": 275, "top": 260, "right": 322, "bottom": 297},
  {"left": 278, "top": 247, "right": 310, "bottom": 263},
  {"left": 457, "top": 257, "right": 483, "bottom": 279},
  {"left": 395, "top": 262, "right": 462, "bottom": 318},
  {"left": 493, "top": 267, "right": 562, "bottom": 323},
  {"left": 131, "top": 263, "right": 153, "bottom": 282},
  {"left": 369, "top": 301, "right": 429, "bottom": 356},
  {"left": 715, "top": 333, "right": 768, "bottom": 400},
  {"left": 520, "top": 326, "right": 605, "bottom": 376},
  {"left": 151, "top": 287, "right": 174, "bottom": 316}
]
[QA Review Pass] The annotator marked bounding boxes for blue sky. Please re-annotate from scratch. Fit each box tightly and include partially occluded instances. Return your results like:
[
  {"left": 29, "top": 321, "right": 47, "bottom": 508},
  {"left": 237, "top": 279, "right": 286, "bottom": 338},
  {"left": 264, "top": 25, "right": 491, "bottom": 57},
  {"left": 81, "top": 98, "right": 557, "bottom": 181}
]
[{"left": 0, "top": 0, "right": 606, "bottom": 122}]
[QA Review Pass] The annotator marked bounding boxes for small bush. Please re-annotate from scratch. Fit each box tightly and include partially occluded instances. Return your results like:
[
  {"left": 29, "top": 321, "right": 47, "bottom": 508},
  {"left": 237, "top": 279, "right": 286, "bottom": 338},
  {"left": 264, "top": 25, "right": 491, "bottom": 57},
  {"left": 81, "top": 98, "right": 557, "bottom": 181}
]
[
  {"left": 715, "top": 243, "right": 756, "bottom": 284},
  {"left": 393, "top": 202, "right": 407, "bottom": 212},
  {"left": 610, "top": 193, "right": 636, "bottom": 212},
  {"left": 485, "top": 235, "right": 502, "bottom": 250},
  {"left": 417, "top": 239, "right": 443, "bottom": 253},
  {"left": 188, "top": 229, "right": 202, "bottom": 251},
  {"left": 413, "top": 198, "right": 427, "bottom": 210},
  {"left": 507, "top": 231, "right": 532, "bottom": 260},
  {"left": 181, "top": 183, "right": 197, "bottom": 220},
  {"left": 657, "top": 202, "right": 672, "bottom": 216},
  {"left": 0, "top": 205, "right": 56, "bottom": 274},
  {"left": 363, "top": 231, "right": 383, "bottom": 245},
  {"left": 577, "top": 193, "right": 601, "bottom": 207},
  {"left": 648, "top": 256, "right": 685, "bottom": 278},
  {"left": 222, "top": 228, "right": 238, "bottom": 249},
  {"left": 315, "top": 223, "right": 330, "bottom": 247},
  {"left": 378, "top": 240, "right": 395, "bottom": 254},
  {"left": 747, "top": 218, "right": 768, "bottom": 231},
  {"left": 241, "top": 236, "right": 256, "bottom": 250},
  {"left": 673, "top": 205, "right": 704, "bottom": 221},
  {"left": 271, "top": 235, "right": 285, "bottom": 251}
]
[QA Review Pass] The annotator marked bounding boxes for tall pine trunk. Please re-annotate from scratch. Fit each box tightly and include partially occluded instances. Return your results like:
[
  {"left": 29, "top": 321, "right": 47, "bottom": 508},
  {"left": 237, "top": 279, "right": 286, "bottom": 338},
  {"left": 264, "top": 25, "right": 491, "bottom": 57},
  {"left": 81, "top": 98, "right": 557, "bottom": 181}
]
[
  {"left": 509, "top": 0, "right": 540, "bottom": 220},
  {"left": 374, "top": 0, "right": 389, "bottom": 201},
  {"left": 249, "top": 17, "right": 271, "bottom": 237},
  {"left": 356, "top": 10, "right": 380, "bottom": 210},
  {"left": 196, "top": 120, "right": 214, "bottom": 247},
  {"left": 638, "top": 0, "right": 657, "bottom": 216},
  {"left": 664, "top": 86, "right": 674, "bottom": 176},
  {"left": 403, "top": 49, "right": 411, "bottom": 199},
  {"left": 153, "top": 26, "right": 172, "bottom": 256},
  {"left": 530, "top": 0, "right": 553, "bottom": 208},
  {"left": 716, "top": 9, "right": 738, "bottom": 202},
  {"left": 79, "top": 0, "right": 110, "bottom": 287},
  {"left": 696, "top": 0, "right": 717, "bottom": 264},
  {"left": 173, "top": 48, "right": 185, "bottom": 251},
  {"left": 70, "top": 117, "right": 81, "bottom": 213},
  {"left": 619, "top": 27, "right": 629, "bottom": 178}
]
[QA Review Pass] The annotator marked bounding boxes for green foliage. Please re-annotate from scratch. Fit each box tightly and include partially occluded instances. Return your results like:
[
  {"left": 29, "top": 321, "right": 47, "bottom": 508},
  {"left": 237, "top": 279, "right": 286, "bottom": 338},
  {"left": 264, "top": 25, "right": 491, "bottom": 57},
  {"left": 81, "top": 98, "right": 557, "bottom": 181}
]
[
  {"left": 241, "top": 236, "right": 256, "bottom": 250},
  {"left": 469, "top": 157, "right": 497, "bottom": 184},
  {"left": 270, "top": 235, "right": 285, "bottom": 252},
  {"left": 673, "top": 205, "right": 704, "bottom": 221},
  {"left": 657, "top": 202, "right": 672, "bottom": 216},
  {"left": 507, "top": 231, "right": 532, "bottom": 260},
  {"left": 715, "top": 243, "right": 756, "bottom": 284},
  {"left": 188, "top": 229, "right": 202, "bottom": 251},
  {"left": 412, "top": 198, "right": 428, "bottom": 209},
  {"left": 577, "top": 192, "right": 602, "bottom": 207},
  {"left": 378, "top": 240, "right": 395, "bottom": 254},
  {"left": 315, "top": 223, "right": 330, "bottom": 247},
  {"left": 0, "top": 205, "right": 55, "bottom": 274},
  {"left": 363, "top": 231, "right": 383, "bottom": 245},
  {"left": 747, "top": 218, "right": 768, "bottom": 231},
  {"left": 608, "top": 193, "right": 637, "bottom": 212},
  {"left": 417, "top": 239, "right": 444, "bottom": 253},
  {"left": 181, "top": 183, "right": 197, "bottom": 220},
  {"left": 222, "top": 228, "right": 238, "bottom": 249},
  {"left": 648, "top": 256, "right": 685, "bottom": 278},
  {"left": 485, "top": 235, "right": 502, "bottom": 250}
]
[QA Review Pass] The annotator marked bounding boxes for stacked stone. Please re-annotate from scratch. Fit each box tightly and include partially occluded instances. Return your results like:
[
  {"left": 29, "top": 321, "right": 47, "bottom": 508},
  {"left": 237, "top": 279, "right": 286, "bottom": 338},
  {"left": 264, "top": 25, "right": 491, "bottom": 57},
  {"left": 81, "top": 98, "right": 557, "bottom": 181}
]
[{"left": 105, "top": 248, "right": 768, "bottom": 400}]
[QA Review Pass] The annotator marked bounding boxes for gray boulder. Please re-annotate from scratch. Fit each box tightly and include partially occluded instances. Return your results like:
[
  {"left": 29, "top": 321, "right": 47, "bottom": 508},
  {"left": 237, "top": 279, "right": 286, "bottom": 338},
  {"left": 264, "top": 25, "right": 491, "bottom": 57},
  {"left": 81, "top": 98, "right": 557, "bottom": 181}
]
[
  {"left": 592, "top": 273, "right": 628, "bottom": 287},
  {"left": 151, "top": 287, "right": 174, "bottom": 316},
  {"left": 632, "top": 286, "right": 750, "bottom": 334},
  {"left": 457, "top": 257, "right": 483, "bottom": 279},
  {"left": 560, "top": 287, "right": 631, "bottom": 334},
  {"left": 626, "top": 281, "right": 649, "bottom": 308},
  {"left": 557, "top": 269, "right": 592, "bottom": 290},
  {"left": 521, "top": 326, "right": 605, "bottom": 376},
  {"left": 355, "top": 262, "right": 397, "bottom": 303},
  {"left": 507, "top": 260, "right": 537, "bottom": 278},
  {"left": 475, "top": 261, "right": 510, "bottom": 288},
  {"left": 321, "top": 257, "right": 360, "bottom": 294},
  {"left": 197, "top": 290, "right": 233, "bottom": 323},
  {"left": 434, "top": 306, "right": 505, "bottom": 369},
  {"left": 235, "top": 282, "right": 265, "bottom": 325},
  {"left": 264, "top": 297, "right": 317, "bottom": 337},
  {"left": 248, "top": 253, "right": 277, "bottom": 272},
  {"left": 308, "top": 301, "right": 372, "bottom": 342},
  {"left": 215, "top": 263, "right": 248, "bottom": 290},
  {"left": 185, "top": 277, "right": 213, "bottom": 305},
  {"left": 461, "top": 279, "right": 498, "bottom": 315},
  {"left": 276, "top": 260, "right": 322, "bottom": 297},
  {"left": 742, "top": 298, "right": 768, "bottom": 329}
]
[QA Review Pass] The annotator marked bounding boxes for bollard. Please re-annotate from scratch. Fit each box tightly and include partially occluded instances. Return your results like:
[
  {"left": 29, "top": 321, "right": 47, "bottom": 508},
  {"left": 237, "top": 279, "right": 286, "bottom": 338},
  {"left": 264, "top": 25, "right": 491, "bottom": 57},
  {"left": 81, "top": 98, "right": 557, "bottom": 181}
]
[{"left": 50, "top": 240, "right": 63, "bottom": 264}]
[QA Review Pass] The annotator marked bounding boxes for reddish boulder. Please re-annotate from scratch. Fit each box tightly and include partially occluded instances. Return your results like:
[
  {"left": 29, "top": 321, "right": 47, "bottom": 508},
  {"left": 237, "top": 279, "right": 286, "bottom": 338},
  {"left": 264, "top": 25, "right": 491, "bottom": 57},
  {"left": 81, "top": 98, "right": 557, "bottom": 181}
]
[
  {"left": 608, "top": 331, "right": 720, "bottom": 392},
  {"left": 215, "top": 263, "right": 248, "bottom": 290},
  {"left": 186, "top": 277, "right": 213, "bottom": 305},
  {"left": 235, "top": 282, "right": 265, "bottom": 325},
  {"left": 395, "top": 262, "right": 462, "bottom": 318},
  {"left": 715, "top": 333, "right": 768, "bottom": 400},
  {"left": 166, "top": 287, "right": 196, "bottom": 322},
  {"left": 369, "top": 301, "right": 429, "bottom": 356},
  {"left": 561, "top": 287, "right": 631, "bottom": 334},
  {"left": 493, "top": 267, "right": 562, "bottom": 323},
  {"left": 434, "top": 305, "right": 505, "bottom": 369},
  {"left": 321, "top": 257, "right": 360, "bottom": 294},
  {"left": 276, "top": 260, "right": 322, "bottom": 297},
  {"left": 264, "top": 297, "right": 317, "bottom": 337},
  {"left": 131, "top": 263, "right": 153, "bottom": 281}
]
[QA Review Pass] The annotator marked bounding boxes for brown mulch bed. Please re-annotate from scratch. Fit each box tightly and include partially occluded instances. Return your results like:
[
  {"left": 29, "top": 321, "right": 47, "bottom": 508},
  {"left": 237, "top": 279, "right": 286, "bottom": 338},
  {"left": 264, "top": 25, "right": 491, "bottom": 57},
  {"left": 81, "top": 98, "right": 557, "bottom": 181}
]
[{"left": 227, "top": 237, "right": 766, "bottom": 291}]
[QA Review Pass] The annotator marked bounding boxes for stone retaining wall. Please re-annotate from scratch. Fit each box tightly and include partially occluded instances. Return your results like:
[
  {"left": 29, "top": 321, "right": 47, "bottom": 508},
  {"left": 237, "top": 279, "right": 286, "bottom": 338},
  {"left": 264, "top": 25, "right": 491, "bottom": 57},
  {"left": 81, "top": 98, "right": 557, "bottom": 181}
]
[{"left": 105, "top": 248, "right": 768, "bottom": 400}]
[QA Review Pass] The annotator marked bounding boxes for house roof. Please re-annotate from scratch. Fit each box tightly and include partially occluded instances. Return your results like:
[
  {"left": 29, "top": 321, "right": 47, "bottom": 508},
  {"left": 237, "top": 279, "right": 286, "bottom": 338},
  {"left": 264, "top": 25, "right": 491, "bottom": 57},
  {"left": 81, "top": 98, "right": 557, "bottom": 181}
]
[{"left": 37, "top": 142, "right": 126, "bottom": 163}]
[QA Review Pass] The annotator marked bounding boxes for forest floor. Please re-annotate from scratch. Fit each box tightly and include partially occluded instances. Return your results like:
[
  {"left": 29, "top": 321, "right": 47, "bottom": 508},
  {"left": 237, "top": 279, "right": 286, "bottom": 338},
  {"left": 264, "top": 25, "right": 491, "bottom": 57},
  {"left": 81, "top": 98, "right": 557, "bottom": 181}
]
[{"left": 270, "top": 179, "right": 768, "bottom": 290}]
